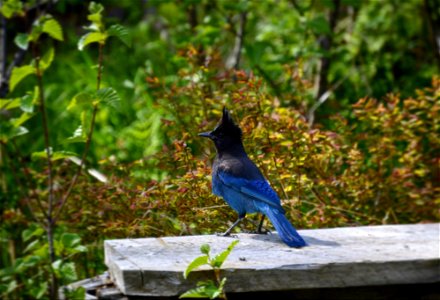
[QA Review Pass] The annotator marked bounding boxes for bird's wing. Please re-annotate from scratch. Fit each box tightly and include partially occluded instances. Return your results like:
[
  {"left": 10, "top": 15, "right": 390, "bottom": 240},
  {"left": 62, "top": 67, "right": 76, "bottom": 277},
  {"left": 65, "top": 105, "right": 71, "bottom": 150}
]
[{"left": 217, "top": 171, "right": 284, "bottom": 211}]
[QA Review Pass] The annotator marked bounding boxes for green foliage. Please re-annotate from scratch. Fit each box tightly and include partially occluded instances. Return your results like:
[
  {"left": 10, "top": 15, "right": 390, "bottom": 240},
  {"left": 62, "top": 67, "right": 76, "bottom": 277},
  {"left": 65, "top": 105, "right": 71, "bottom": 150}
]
[
  {"left": 181, "top": 240, "right": 238, "bottom": 299},
  {"left": 0, "top": 0, "right": 23, "bottom": 18},
  {"left": 9, "top": 65, "right": 35, "bottom": 92},
  {"left": 0, "top": 1, "right": 128, "bottom": 299},
  {"left": 0, "top": 1, "right": 438, "bottom": 299},
  {"left": 0, "top": 225, "right": 86, "bottom": 299},
  {"left": 78, "top": 2, "right": 131, "bottom": 50}
]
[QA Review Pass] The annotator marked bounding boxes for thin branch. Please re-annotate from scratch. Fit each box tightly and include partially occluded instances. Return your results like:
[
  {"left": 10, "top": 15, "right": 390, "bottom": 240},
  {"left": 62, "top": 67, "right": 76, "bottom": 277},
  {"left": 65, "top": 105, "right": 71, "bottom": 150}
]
[
  {"left": 424, "top": 0, "right": 440, "bottom": 70},
  {"left": 54, "top": 43, "right": 104, "bottom": 222},
  {"left": 33, "top": 45, "right": 55, "bottom": 225},
  {"left": 0, "top": 0, "right": 51, "bottom": 97},
  {"left": 307, "top": 68, "right": 351, "bottom": 126},
  {"left": 315, "top": 0, "right": 341, "bottom": 100},
  {"left": 0, "top": 15, "right": 6, "bottom": 88}
]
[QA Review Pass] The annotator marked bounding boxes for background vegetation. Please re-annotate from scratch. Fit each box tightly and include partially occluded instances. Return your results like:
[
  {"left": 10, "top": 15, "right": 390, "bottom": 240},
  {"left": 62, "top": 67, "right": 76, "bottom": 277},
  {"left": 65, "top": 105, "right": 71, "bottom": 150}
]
[{"left": 0, "top": 0, "right": 439, "bottom": 298}]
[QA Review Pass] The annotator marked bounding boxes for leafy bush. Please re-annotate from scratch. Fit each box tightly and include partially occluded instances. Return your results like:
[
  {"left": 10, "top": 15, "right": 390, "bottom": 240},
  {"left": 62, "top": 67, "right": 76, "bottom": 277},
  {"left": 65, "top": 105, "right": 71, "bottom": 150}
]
[{"left": 0, "top": 1, "right": 438, "bottom": 299}]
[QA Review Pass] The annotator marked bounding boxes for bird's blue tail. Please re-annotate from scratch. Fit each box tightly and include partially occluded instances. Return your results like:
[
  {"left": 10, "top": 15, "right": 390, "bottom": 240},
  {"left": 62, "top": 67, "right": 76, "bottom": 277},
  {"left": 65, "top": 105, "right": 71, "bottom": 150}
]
[{"left": 265, "top": 209, "right": 307, "bottom": 248}]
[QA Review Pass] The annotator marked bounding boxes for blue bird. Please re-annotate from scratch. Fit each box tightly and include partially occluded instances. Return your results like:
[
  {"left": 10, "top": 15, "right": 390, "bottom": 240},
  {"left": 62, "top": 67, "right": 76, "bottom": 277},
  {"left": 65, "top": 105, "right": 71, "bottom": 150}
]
[{"left": 199, "top": 107, "right": 307, "bottom": 248}]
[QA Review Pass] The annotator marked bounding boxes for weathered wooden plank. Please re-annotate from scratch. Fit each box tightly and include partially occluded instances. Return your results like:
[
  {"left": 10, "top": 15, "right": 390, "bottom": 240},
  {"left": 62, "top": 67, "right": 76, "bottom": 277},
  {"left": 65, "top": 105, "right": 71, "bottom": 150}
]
[{"left": 104, "top": 223, "right": 440, "bottom": 297}]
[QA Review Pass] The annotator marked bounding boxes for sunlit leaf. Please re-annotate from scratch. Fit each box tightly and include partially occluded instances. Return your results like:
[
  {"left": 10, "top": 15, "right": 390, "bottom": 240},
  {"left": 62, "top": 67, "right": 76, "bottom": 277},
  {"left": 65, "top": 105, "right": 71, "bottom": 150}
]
[
  {"left": 183, "top": 255, "right": 208, "bottom": 279},
  {"left": 10, "top": 65, "right": 36, "bottom": 92},
  {"left": 211, "top": 240, "right": 238, "bottom": 268},
  {"left": 40, "top": 47, "right": 55, "bottom": 71},
  {"left": 23, "top": 239, "right": 40, "bottom": 254},
  {"left": 32, "top": 150, "right": 78, "bottom": 161},
  {"left": 0, "top": 124, "right": 29, "bottom": 142},
  {"left": 42, "top": 18, "right": 63, "bottom": 41},
  {"left": 0, "top": 0, "right": 24, "bottom": 18},
  {"left": 11, "top": 112, "right": 34, "bottom": 127},
  {"left": 68, "top": 92, "right": 94, "bottom": 110},
  {"left": 0, "top": 98, "right": 21, "bottom": 110},
  {"left": 78, "top": 32, "right": 107, "bottom": 50},
  {"left": 88, "top": 168, "right": 108, "bottom": 183},
  {"left": 62, "top": 125, "right": 86, "bottom": 144}
]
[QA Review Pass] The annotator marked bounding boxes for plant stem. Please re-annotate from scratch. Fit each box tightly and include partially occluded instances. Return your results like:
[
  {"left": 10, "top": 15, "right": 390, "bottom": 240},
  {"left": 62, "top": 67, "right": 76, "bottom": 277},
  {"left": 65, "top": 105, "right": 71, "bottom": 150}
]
[
  {"left": 33, "top": 43, "right": 58, "bottom": 300},
  {"left": 54, "top": 43, "right": 104, "bottom": 222}
]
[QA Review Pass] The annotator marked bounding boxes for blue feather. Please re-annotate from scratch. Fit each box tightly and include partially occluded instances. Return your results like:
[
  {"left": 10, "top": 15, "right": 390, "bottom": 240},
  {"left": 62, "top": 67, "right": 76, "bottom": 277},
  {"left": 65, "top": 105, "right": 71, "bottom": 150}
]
[
  {"left": 215, "top": 171, "right": 307, "bottom": 248},
  {"left": 200, "top": 108, "right": 307, "bottom": 248}
]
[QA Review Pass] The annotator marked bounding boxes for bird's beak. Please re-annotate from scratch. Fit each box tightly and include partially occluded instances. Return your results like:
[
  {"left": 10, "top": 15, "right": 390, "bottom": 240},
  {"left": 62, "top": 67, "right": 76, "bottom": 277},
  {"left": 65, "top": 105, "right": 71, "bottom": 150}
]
[{"left": 198, "top": 132, "right": 212, "bottom": 139}]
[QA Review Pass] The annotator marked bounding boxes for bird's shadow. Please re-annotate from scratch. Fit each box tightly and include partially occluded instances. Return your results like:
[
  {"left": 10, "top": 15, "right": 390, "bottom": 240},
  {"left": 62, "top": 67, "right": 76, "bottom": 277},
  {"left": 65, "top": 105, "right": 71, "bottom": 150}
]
[{"left": 247, "top": 233, "right": 341, "bottom": 247}]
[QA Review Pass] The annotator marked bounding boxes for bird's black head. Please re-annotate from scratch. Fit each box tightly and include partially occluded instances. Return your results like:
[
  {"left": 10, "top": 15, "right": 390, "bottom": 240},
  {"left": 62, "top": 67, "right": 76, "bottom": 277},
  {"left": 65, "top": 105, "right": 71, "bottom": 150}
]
[{"left": 199, "top": 107, "right": 243, "bottom": 152}]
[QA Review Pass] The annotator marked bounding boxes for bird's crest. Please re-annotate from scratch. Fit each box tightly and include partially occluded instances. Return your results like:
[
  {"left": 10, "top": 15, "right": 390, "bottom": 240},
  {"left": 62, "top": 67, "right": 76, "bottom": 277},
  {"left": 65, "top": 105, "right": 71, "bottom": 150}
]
[{"left": 216, "top": 107, "right": 242, "bottom": 139}]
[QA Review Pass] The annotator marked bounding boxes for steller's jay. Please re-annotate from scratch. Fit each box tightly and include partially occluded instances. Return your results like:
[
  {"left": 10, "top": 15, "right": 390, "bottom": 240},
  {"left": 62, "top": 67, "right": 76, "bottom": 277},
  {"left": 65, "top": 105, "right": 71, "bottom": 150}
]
[{"left": 199, "top": 107, "right": 307, "bottom": 248}]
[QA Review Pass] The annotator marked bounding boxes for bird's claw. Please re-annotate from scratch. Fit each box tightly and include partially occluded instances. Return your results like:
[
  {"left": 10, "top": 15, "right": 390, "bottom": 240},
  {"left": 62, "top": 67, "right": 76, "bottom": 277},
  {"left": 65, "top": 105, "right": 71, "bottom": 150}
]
[
  {"left": 216, "top": 232, "right": 238, "bottom": 238},
  {"left": 245, "top": 229, "right": 271, "bottom": 235}
]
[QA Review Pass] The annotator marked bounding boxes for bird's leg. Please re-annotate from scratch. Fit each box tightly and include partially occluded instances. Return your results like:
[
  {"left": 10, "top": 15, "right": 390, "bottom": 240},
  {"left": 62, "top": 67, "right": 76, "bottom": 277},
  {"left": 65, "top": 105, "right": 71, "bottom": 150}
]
[
  {"left": 256, "top": 215, "right": 269, "bottom": 234},
  {"left": 218, "top": 214, "right": 245, "bottom": 237},
  {"left": 252, "top": 215, "right": 271, "bottom": 234}
]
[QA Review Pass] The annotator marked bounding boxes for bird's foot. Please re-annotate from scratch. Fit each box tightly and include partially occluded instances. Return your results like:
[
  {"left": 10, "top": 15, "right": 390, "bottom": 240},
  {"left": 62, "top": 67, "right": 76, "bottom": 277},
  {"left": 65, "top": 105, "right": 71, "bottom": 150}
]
[
  {"left": 245, "top": 228, "right": 271, "bottom": 235},
  {"left": 216, "top": 232, "right": 238, "bottom": 238}
]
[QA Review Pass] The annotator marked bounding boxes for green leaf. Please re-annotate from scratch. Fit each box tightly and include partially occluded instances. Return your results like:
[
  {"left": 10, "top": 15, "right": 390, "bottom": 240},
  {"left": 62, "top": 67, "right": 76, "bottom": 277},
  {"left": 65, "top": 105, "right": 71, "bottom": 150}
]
[
  {"left": 89, "top": 2, "right": 104, "bottom": 14},
  {"left": 32, "top": 150, "right": 78, "bottom": 161},
  {"left": 200, "top": 244, "right": 210, "bottom": 255},
  {"left": 78, "top": 32, "right": 107, "bottom": 50},
  {"left": 34, "top": 282, "right": 48, "bottom": 299},
  {"left": 0, "top": 0, "right": 23, "bottom": 18},
  {"left": 62, "top": 125, "right": 86, "bottom": 144},
  {"left": 23, "top": 239, "right": 40, "bottom": 254},
  {"left": 10, "top": 65, "right": 36, "bottom": 92},
  {"left": 52, "top": 259, "right": 62, "bottom": 272},
  {"left": 14, "top": 33, "right": 29, "bottom": 50},
  {"left": 73, "top": 245, "right": 88, "bottom": 253},
  {"left": 11, "top": 112, "right": 34, "bottom": 127},
  {"left": 40, "top": 47, "right": 55, "bottom": 71},
  {"left": 64, "top": 287, "right": 86, "bottom": 300},
  {"left": 211, "top": 240, "right": 239, "bottom": 268},
  {"left": 97, "top": 87, "right": 120, "bottom": 107},
  {"left": 6, "top": 280, "right": 18, "bottom": 294},
  {"left": 308, "top": 16, "right": 331, "bottom": 35},
  {"left": 179, "top": 280, "right": 221, "bottom": 299},
  {"left": 29, "top": 21, "right": 43, "bottom": 42},
  {"left": 68, "top": 92, "right": 94, "bottom": 110},
  {"left": 0, "top": 124, "right": 29, "bottom": 142},
  {"left": 61, "top": 233, "right": 81, "bottom": 249},
  {"left": 108, "top": 24, "right": 131, "bottom": 47},
  {"left": 183, "top": 255, "right": 208, "bottom": 279},
  {"left": 0, "top": 98, "right": 21, "bottom": 110},
  {"left": 23, "top": 255, "right": 42, "bottom": 268},
  {"left": 22, "top": 225, "right": 45, "bottom": 242},
  {"left": 60, "top": 262, "right": 78, "bottom": 281},
  {"left": 20, "top": 94, "right": 34, "bottom": 113},
  {"left": 42, "top": 18, "right": 63, "bottom": 41}
]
